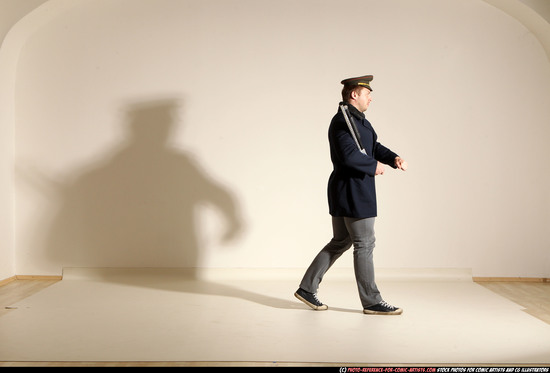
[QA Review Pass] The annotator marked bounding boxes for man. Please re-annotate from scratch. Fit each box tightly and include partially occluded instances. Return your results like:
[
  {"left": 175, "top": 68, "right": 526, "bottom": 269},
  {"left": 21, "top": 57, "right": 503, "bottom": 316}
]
[{"left": 294, "top": 75, "right": 407, "bottom": 315}]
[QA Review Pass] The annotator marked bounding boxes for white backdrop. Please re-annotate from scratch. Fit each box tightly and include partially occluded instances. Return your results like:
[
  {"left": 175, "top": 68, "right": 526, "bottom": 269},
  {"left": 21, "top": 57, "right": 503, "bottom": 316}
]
[{"left": 6, "top": 0, "right": 550, "bottom": 277}]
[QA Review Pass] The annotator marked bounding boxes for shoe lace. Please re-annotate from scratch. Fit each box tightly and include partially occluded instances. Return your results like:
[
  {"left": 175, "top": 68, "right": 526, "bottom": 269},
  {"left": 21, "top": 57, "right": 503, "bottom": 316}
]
[
  {"left": 312, "top": 293, "right": 323, "bottom": 304},
  {"left": 380, "top": 300, "right": 396, "bottom": 310}
]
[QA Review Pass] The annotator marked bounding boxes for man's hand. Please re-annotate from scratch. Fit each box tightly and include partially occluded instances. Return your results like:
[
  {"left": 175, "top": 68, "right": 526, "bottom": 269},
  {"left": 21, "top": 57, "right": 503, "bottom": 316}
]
[
  {"left": 375, "top": 162, "right": 385, "bottom": 175},
  {"left": 395, "top": 157, "right": 408, "bottom": 171}
]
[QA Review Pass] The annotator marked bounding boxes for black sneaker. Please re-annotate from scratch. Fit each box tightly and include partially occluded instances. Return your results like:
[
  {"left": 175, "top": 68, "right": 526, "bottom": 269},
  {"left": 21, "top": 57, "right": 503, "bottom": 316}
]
[
  {"left": 363, "top": 300, "right": 403, "bottom": 315},
  {"left": 294, "top": 288, "right": 328, "bottom": 310}
]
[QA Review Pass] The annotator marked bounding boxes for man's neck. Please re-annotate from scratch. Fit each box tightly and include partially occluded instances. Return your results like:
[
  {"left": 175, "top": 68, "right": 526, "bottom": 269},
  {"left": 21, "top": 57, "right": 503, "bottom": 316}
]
[
  {"left": 347, "top": 101, "right": 361, "bottom": 112},
  {"left": 345, "top": 102, "right": 365, "bottom": 119}
]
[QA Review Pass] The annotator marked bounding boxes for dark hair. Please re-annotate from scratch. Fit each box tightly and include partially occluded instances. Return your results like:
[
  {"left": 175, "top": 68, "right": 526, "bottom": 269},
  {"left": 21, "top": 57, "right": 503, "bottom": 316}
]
[{"left": 341, "top": 85, "right": 365, "bottom": 103}]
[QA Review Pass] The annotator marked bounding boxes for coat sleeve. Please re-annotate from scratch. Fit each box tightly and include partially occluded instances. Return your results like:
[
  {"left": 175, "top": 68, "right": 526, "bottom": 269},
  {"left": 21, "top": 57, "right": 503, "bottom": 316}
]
[
  {"left": 329, "top": 118, "right": 378, "bottom": 177},
  {"left": 373, "top": 142, "right": 399, "bottom": 168}
]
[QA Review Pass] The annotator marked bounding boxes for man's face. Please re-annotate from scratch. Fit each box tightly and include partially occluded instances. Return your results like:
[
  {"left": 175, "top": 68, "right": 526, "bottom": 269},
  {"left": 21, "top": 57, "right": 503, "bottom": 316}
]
[{"left": 353, "top": 87, "right": 372, "bottom": 112}]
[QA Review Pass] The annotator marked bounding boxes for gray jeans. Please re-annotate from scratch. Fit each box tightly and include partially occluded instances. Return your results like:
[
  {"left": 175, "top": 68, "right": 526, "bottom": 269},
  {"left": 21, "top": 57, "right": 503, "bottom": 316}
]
[{"left": 299, "top": 216, "right": 382, "bottom": 308}]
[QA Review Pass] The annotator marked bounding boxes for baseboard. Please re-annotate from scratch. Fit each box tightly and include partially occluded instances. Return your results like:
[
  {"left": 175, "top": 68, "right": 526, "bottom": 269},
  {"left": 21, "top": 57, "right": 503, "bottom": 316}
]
[
  {"left": 0, "top": 275, "right": 63, "bottom": 286},
  {"left": 0, "top": 276, "right": 16, "bottom": 287},
  {"left": 15, "top": 275, "right": 63, "bottom": 281},
  {"left": 473, "top": 277, "right": 550, "bottom": 283}
]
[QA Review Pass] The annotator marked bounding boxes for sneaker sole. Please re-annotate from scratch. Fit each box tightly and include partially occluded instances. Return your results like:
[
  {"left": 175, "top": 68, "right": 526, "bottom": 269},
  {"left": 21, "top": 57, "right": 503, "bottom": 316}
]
[
  {"left": 294, "top": 292, "right": 328, "bottom": 311},
  {"left": 363, "top": 308, "right": 403, "bottom": 315}
]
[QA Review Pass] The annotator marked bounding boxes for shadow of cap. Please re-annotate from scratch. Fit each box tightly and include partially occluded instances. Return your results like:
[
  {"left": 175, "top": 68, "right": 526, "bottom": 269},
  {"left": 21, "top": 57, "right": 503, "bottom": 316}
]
[{"left": 124, "top": 98, "right": 182, "bottom": 142}]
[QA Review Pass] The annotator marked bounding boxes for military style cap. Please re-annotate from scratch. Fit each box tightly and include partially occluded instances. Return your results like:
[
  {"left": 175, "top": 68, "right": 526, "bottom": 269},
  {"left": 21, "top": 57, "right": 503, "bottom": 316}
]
[{"left": 341, "top": 75, "right": 373, "bottom": 91}]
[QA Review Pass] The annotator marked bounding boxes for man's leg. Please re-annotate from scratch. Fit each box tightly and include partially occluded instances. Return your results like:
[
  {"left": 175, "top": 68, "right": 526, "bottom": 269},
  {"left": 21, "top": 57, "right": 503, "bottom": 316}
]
[
  {"left": 345, "top": 217, "right": 403, "bottom": 314},
  {"left": 344, "top": 217, "right": 382, "bottom": 308},
  {"left": 298, "top": 216, "right": 351, "bottom": 294}
]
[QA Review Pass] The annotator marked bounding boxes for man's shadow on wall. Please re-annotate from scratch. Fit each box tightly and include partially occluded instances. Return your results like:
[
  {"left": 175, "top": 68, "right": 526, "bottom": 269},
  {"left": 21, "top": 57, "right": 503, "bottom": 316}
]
[{"left": 41, "top": 99, "right": 299, "bottom": 310}]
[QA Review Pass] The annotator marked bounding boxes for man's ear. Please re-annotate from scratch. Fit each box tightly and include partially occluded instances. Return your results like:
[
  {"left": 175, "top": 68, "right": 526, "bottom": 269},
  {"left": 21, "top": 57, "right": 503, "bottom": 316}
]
[{"left": 349, "top": 88, "right": 360, "bottom": 100}]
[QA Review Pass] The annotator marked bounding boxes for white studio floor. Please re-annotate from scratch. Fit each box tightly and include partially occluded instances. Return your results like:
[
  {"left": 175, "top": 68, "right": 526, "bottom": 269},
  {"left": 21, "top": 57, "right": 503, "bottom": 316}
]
[{"left": 1, "top": 268, "right": 550, "bottom": 366}]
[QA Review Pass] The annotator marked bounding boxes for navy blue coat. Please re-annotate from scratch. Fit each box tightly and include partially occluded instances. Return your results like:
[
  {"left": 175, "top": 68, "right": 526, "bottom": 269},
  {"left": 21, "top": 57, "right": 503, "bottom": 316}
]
[{"left": 327, "top": 103, "right": 398, "bottom": 218}]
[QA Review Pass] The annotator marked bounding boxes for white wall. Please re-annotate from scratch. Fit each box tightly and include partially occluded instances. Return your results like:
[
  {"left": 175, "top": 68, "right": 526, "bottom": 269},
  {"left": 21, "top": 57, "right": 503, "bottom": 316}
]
[
  {"left": 7, "top": 0, "right": 550, "bottom": 277},
  {"left": 0, "top": 37, "right": 15, "bottom": 280},
  {"left": 0, "top": 0, "right": 49, "bottom": 280}
]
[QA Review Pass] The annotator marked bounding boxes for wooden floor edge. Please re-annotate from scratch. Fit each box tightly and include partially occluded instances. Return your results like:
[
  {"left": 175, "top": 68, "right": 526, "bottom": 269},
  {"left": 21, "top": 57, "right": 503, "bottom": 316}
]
[
  {"left": 473, "top": 276, "right": 550, "bottom": 283},
  {"left": 2, "top": 274, "right": 549, "bottom": 285},
  {"left": 15, "top": 275, "right": 63, "bottom": 281},
  {"left": 0, "top": 275, "right": 62, "bottom": 286},
  {"left": 0, "top": 276, "right": 17, "bottom": 287}
]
